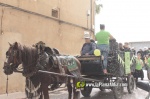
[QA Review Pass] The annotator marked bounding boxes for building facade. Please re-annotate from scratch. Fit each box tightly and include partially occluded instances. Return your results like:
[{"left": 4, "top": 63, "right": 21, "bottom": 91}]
[
  {"left": 0, "top": 0, "right": 96, "bottom": 94},
  {"left": 129, "top": 41, "right": 150, "bottom": 53}
]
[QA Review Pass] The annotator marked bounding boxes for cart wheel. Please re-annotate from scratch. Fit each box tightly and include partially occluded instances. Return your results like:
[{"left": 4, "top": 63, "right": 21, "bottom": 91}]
[
  {"left": 147, "top": 67, "right": 150, "bottom": 80},
  {"left": 147, "top": 72, "right": 150, "bottom": 80},
  {"left": 127, "top": 75, "right": 135, "bottom": 94},
  {"left": 81, "top": 87, "right": 92, "bottom": 97},
  {"left": 113, "top": 77, "right": 123, "bottom": 99}
]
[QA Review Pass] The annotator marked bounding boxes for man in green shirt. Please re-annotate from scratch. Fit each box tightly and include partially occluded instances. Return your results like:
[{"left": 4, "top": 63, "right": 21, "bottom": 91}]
[
  {"left": 133, "top": 53, "right": 144, "bottom": 82},
  {"left": 95, "top": 24, "right": 115, "bottom": 74}
]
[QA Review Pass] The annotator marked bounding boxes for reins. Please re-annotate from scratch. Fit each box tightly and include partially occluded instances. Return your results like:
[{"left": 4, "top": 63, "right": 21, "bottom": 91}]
[{"left": 4, "top": 44, "right": 56, "bottom": 96}]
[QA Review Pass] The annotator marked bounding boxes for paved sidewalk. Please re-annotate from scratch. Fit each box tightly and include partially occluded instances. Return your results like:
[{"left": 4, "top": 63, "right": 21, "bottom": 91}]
[
  {"left": 0, "top": 87, "right": 67, "bottom": 99},
  {"left": 0, "top": 92, "right": 26, "bottom": 99}
]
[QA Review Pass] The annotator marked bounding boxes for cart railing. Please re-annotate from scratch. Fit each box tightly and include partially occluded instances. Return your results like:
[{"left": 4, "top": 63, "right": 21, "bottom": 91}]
[{"left": 76, "top": 55, "right": 100, "bottom": 61}]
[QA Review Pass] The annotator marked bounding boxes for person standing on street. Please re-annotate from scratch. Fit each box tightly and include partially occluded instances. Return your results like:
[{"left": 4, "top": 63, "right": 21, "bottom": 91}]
[
  {"left": 131, "top": 47, "right": 136, "bottom": 55},
  {"left": 134, "top": 53, "right": 144, "bottom": 82},
  {"left": 137, "top": 49, "right": 144, "bottom": 61},
  {"left": 95, "top": 24, "right": 115, "bottom": 74},
  {"left": 143, "top": 47, "right": 149, "bottom": 62}
]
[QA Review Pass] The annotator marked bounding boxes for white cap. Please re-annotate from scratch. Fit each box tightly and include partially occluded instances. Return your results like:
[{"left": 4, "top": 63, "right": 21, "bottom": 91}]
[
  {"left": 131, "top": 47, "right": 134, "bottom": 49},
  {"left": 144, "top": 47, "right": 148, "bottom": 49},
  {"left": 84, "top": 31, "right": 90, "bottom": 38}
]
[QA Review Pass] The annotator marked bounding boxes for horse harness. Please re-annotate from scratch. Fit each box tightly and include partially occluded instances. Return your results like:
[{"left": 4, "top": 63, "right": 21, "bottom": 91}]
[{"left": 37, "top": 52, "right": 66, "bottom": 74}]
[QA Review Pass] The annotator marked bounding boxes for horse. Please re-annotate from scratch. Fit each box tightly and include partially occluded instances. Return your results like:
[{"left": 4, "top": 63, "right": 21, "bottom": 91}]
[{"left": 3, "top": 42, "right": 81, "bottom": 99}]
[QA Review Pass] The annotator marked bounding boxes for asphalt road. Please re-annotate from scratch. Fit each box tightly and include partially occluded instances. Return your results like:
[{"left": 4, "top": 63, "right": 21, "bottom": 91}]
[
  {"left": 0, "top": 87, "right": 148, "bottom": 99},
  {"left": 0, "top": 70, "right": 149, "bottom": 99},
  {"left": 49, "top": 88, "right": 148, "bottom": 99}
]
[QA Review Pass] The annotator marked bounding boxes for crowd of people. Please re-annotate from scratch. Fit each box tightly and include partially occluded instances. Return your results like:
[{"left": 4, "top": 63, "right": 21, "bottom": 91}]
[
  {"left": 118, "top": 42, "right": 136, "bottom": 54},
  {"left": 137, "top": 47, "right": 150, "bottom": 62},
  {"left": 112, "top": 42, "right": 150, "bottom": 81},
  {"left": 133, "top": 47, "right": 150, "bottom": 82}
]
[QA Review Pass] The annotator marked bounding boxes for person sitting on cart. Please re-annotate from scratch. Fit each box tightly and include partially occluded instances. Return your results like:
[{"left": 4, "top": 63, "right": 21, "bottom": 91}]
[
  {"left": 81, "top": 32, "right": 96, "bottom": 56},
  {"left": 133, "top": 53, "right": 144, "bottom": 82},
  {"left": 95, "top": 24, "right": 115, "bottom": 74}
]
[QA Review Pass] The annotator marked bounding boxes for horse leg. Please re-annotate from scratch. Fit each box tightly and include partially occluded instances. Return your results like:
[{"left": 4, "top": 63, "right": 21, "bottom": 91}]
[
  {"left": 73, "top": 78, "right": 80, "bottom": 99},
  {"left": 67, "top": 78, "right": 72, "bottom": 99},
  {"left": 41, "top": 83, "right": 49, "bottom": 99},
  {"left": 39, "top": 85, "right": 43, "bottom": 99}
]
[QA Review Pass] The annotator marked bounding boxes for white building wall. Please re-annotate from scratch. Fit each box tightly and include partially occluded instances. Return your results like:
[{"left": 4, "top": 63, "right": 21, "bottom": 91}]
[{"left": 129, "top": 41, "right": 150, "bottom": 53}]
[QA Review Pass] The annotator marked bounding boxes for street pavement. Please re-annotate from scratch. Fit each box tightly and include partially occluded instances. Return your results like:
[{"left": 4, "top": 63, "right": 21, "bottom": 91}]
[
  {"left": 0, "top": 70, "right": 149, "bottom": 99},
  {"left": 0, "top": 88, "right": 148, "bottom": 99}
]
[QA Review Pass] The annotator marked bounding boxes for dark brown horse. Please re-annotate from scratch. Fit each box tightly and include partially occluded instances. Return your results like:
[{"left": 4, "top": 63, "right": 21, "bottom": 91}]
[{"left": 3, "top": 42, "right": 81, "bottom": 99}]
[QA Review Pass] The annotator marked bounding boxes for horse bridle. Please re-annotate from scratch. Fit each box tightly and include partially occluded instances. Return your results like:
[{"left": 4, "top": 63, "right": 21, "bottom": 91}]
[
  {"left": 12, "top": 50, "right": 19, "bottom": 65},
  {"left": 5, "top": 49, "right": 22, "bottom": 71},
  {"left": 4, "top": 48, "right": 22, "bottom": 95}
]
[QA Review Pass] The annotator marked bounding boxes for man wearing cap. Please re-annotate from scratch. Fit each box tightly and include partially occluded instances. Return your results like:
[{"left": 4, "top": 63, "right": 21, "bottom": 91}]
[
  {"left": 81, "top": 32, "right": 96, "bottom": 56},
  {"left": 95, "top": 24, "right": 115, "bottom": 74}
]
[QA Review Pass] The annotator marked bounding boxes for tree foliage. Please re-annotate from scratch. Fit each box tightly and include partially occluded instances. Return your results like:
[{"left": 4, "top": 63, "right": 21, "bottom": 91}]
[{"left": 95, "top": 4, "right": 103, "bottom": 14}]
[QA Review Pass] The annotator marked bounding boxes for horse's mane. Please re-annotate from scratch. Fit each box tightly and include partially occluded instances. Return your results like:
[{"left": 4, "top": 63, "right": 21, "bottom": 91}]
[{"left": 19, "top": 44, "right": 38, "bottom": 71}]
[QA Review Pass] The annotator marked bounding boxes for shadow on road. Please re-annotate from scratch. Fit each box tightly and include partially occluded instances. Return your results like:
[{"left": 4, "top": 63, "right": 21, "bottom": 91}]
[
  {"left": 80, "top": 90, "right": 115, "bottom": 99},
  {"left": 80, "top": 88, "right": 147, "bottom": 99}
]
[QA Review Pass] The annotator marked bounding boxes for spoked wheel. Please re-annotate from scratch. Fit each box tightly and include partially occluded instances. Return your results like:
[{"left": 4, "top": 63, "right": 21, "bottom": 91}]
[
  {"left": 147, "top": 67, "right": 150, "bottom": 80},
  {"left": 81, "top": 87, "right": 92, "bottom": 97},
  {"left": 127, "top": 75, "right": 135, "bottom": 94},
  {"left": 113, "top": 77, "right": 124, "bottom": 99},
  {"left": 147, "top": 72, "right": 150, "bottom": 80}
]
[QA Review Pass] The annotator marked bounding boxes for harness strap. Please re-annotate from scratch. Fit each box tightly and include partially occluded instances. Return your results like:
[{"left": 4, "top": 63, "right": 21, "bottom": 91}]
[{"left": 55, "top": 56, "right": 65, "bottom": 74}]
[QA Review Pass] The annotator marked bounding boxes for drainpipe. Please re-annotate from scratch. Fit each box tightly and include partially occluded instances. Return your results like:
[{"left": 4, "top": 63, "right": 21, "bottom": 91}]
[
  {"left": 90, "top": 0, "right": 92, "bottom": 32},
  {"left": 90, "top": 0, "right": 96, "bottom": 40},
  {"left": 93, "top": 0, "right": 96, "bottom": 40}
]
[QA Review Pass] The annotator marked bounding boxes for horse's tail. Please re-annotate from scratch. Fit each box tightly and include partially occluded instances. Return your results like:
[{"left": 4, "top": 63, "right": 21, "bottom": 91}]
[{"left": 25, "top": 75, "right": 43, "bottom": 99}]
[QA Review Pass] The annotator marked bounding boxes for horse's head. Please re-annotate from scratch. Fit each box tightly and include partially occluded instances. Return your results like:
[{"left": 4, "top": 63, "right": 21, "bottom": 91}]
[{"left": 3, "top": 42, "right": 22, "bottom": 75}]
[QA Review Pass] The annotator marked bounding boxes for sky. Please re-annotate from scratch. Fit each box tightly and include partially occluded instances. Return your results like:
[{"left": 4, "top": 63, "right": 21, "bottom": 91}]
[{"left": 95, "top": 0, "right": 150, "bottom": 43}]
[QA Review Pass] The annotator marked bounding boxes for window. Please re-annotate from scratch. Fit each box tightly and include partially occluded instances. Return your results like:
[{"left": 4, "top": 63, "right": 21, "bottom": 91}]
[{"left": 52, "top": 9, "right": 59, "bottom": 18}]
